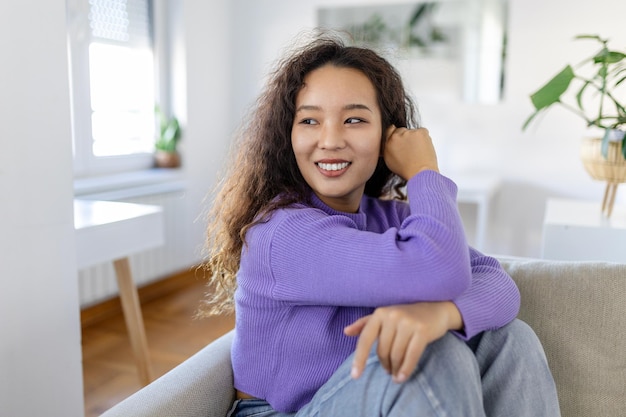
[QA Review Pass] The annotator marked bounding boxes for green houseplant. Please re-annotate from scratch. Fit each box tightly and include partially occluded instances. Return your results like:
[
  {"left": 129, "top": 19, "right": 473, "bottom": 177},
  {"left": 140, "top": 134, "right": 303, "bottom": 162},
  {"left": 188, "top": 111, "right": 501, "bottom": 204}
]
[
  {"left": 523, "top": 34, "right": 626, "bottom": 216},
  {"left": 523, "top": 34, "right": 626, "bottom": 155},
  {"left": 154, "top": 105, "right": 182, "bottom": 168}
]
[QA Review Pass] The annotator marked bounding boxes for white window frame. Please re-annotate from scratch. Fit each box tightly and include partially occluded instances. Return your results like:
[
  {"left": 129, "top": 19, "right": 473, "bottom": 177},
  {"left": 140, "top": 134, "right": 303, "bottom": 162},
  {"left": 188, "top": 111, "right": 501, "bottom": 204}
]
[{"left": 67, "top": 0, "right": 172, "bottom": 178}]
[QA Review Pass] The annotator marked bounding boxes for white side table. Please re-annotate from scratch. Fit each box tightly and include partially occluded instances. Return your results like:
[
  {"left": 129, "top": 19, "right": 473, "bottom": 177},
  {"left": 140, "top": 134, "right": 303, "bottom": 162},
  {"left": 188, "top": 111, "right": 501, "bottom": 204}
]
[
  {"left": 542, "top": 198, "right": 626, "bottom": 262},
  {"left": 74, "top": 200, "right": 164, "bottom": 386},
  {"left": 454, "top": 174, "right": 502, "bottom": 251}
]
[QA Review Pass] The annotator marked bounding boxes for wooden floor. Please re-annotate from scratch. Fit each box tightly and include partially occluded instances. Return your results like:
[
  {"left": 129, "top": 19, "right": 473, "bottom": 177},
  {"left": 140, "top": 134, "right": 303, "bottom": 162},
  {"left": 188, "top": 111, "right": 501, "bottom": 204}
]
[{"left": 81, "top": 271, "right": 235, "bottom": 417}]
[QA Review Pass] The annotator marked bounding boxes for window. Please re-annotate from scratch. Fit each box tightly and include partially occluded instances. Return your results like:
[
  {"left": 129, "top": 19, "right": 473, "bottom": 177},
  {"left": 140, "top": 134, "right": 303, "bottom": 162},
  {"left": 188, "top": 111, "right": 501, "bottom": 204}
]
[{"left": 68, "top": 0, "right": 157, "bottom": 177}]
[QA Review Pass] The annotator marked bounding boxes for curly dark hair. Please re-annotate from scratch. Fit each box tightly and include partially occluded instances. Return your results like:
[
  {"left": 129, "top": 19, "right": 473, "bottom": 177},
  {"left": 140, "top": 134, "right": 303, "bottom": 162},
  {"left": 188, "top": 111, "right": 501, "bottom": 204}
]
[{"left": 201, "top": 32, "right": 420, "bottom": 316}]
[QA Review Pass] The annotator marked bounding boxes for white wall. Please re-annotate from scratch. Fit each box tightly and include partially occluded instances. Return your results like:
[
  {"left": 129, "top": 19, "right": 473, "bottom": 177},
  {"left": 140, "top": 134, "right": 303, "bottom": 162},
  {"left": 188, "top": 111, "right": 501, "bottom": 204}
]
[
  {"left": 0, "top": 1, "right": 84, "bottom": 416},
  {"left": 227, "top": 0, "right": 626, "bottom": 257},
  {"left": 181, "top": 1, "right": 233, "bottom": 260}
]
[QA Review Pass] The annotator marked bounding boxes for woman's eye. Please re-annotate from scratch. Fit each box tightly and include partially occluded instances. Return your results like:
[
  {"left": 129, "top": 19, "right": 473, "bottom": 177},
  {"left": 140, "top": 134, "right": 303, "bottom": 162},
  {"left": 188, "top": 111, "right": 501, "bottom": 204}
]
[
  {"left": 299, "top": 118, "right": 318, "bottom": 125},
  {"left": 346, "top": 118, "right": 365, "bottom": 124}
]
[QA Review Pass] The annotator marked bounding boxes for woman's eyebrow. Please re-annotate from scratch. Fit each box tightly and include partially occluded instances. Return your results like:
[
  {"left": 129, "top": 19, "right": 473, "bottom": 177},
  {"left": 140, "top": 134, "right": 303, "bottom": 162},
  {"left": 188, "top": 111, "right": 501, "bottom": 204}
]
[
  {"left": 295, "top": 104, "right": 373, "bottom": 113},
  {"left": 343, "top": 103, "right": 372, "bottom": 112},
  {"left": 295, "top": 105, "right": 321, "bottom": 113}
]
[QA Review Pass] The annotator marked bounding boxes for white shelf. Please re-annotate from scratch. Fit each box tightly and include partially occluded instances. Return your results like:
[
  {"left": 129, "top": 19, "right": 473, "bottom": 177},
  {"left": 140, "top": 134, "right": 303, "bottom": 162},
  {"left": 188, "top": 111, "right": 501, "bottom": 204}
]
[
  {"left": 542, "top": 198, "right": 626, "bottom": 262},
  {"left": 453, "top": 173, "right": 502, "bottom": 251}
]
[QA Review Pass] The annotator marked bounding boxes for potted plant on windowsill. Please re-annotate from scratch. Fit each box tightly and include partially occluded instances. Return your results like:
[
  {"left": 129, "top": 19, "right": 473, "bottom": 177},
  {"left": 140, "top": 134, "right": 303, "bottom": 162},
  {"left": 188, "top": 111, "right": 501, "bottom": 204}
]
[
  {"left": 154, "top": 105, "right": 182, "bottom": 168},
  {"left": 522, "top": 34, "right": 626, "bottom": 217}
]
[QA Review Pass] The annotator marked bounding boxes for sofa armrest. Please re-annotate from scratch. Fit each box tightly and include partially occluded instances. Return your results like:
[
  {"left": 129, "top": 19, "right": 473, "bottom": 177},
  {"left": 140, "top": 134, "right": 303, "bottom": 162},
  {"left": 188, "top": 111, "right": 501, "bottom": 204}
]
[
  {"left": 100, "top": 330, "right": 235, "bottom": 417},
  {"left": 497, "top": 257, "right": 626, "bottom": 417}
]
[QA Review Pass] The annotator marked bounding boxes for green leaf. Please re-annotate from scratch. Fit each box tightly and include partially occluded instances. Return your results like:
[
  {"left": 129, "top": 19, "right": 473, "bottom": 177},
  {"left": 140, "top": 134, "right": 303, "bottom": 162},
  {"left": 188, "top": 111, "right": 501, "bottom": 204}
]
[
  {"left": 593, "top": 49, "right": 626, "bottom": 64},
  {"left": 529, "top": 65, "right": 575, "bottom": 110},
  {"left": 601, "top": 130, "right": 626, "bottom": 159},
  {"left": 601, "top": 129, "right": 610, "bottom": 158},
  {"left": 522, "top": 109, "right": 544, "bottom": 131},
  {"left": 574, "top": 34, "right": 604, "bottom": 42},
  {"left": 575, "top": 80, "right": 592, "bottom": 110},
  {"left": 409, "top": 3, "right": 434, "bottom": 27},
  {"left": 154, "top": 104, "right": 181, "bottom": 152}
]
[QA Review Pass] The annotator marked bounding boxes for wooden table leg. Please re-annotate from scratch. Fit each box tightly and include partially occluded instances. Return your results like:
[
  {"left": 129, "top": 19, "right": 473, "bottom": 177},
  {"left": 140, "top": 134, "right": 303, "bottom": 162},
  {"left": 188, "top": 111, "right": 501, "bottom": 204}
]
[
  {"left": 602, "top": 182, "right": 619, "bottom": 218},
  {"left": 601, "top": 182, "right": 611, "bottom": 214},
  {"left": 113, "top": 257, "right": 153, "bottom": 386}
]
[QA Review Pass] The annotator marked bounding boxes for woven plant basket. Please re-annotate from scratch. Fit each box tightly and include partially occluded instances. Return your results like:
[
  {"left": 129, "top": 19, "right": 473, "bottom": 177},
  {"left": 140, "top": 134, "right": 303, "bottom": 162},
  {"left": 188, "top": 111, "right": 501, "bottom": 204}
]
[
  {"left": 580, "top": 137, "right": 626, "bottom": 182},
  {"left": 580, "top": 137, "right": 626, "bottom": 217}
]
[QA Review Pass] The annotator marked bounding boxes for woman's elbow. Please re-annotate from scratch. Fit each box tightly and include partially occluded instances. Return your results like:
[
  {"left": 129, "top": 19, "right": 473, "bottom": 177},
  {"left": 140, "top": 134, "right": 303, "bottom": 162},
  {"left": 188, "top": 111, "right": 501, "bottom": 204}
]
[
  {"left": 443, "top": 246, "right": 473, "bottom": 296},
  {"left": 433, "top": 261, "right": 472, "bottom": 300}
]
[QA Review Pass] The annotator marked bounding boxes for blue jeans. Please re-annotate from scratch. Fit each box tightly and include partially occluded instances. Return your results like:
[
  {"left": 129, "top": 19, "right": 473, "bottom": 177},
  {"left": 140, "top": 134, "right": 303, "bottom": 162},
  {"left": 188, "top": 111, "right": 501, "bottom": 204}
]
[{"left": 227, "top": 319, "right": 561, "bottom": 417}]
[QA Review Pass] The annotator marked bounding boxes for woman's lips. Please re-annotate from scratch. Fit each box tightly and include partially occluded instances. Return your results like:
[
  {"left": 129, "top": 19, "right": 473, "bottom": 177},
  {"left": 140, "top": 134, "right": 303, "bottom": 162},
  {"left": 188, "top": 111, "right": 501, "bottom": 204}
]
[{"left": 315, "top": 160, "right": 351, "bottom": 177}]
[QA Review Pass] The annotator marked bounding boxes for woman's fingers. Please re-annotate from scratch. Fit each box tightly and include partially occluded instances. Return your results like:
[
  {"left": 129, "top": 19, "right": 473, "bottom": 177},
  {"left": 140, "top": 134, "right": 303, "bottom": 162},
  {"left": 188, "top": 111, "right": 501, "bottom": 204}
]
[
  {"left": 383, "top": 127, "right": 438, "bottom": 179},
  {"left": 388, "top": 323, "right": 412, "bottom": 378},
  {"left": 348, "top": 315, "right": 380, "bottom": 379},
  {"left": 394, "top": 334, "right": 426, "bottom": 383},
  {"left": 376, "top": 317, "right": 397, "bottom": 373},
  {"left": 347, "top": 303, "right": 459, "bottom": 382},
  {"left": 348, "top": 308, "right": 420, "bottom": 381},
  {"left": 343, "top": 314, "right": 370, "bottom": 337}
]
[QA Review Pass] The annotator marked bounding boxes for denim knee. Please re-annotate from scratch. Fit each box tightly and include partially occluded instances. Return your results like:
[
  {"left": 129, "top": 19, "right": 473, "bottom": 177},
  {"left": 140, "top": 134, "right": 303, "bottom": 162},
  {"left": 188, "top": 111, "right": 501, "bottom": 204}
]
[
  {"left": 419, "top": 332, "right": 482, "bottom": 381},
  {"left": 504, "top": 319, "right": 545, "bottom": 352},
  {"left": 484, "top": 319, "right": 547, "bottom": 362}
]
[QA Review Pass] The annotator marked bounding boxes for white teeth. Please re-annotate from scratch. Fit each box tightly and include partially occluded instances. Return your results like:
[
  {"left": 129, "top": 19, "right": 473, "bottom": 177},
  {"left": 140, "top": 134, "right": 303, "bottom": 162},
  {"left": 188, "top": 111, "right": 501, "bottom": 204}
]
[{"left": 317, "top": 162, "right": 349, "bottom": 171}]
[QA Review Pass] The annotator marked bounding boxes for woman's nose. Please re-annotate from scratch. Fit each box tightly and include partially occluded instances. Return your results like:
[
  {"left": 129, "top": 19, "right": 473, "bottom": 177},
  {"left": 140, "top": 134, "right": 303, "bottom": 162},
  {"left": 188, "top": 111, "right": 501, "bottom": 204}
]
[{"left": 318, "top": 123, "right": 346, "bottom": 149}]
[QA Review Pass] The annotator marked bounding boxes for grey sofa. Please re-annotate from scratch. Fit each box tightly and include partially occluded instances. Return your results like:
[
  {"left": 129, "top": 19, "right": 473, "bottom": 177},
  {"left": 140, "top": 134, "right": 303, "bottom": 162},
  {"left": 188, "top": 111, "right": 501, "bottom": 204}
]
[{"left": 101, "top": 257, "right": 626, "bottom": 417}]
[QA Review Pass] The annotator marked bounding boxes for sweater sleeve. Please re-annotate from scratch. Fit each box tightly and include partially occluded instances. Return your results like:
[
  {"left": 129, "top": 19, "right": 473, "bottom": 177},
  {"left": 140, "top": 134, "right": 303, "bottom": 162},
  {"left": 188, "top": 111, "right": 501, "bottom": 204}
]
[
  {"left": 264, "top": 170, "right": 472, "bottom": 307},
  {"left": 452, "top": 247, "right": 521, "bottom": 340}
]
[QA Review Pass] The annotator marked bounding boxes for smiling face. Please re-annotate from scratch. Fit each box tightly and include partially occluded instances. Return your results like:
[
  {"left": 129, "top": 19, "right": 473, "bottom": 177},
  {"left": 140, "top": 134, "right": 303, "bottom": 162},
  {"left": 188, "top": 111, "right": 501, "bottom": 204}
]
[{"left": 291, "top": 65, "right": 383, "bottom": 213}]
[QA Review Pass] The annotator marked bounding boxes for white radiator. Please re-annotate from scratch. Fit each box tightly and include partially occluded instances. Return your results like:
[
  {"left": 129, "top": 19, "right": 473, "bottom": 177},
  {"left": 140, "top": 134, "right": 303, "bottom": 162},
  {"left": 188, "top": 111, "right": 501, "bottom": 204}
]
[{"left": 77, "top": 189, "right": 198, "bottom": 307}]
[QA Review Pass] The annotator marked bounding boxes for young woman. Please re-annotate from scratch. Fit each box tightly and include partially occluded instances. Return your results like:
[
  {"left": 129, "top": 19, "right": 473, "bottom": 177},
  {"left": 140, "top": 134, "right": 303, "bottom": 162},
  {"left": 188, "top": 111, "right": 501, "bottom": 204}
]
[{"left": 203, "top": 33, "right": 560, "bottom": 417}]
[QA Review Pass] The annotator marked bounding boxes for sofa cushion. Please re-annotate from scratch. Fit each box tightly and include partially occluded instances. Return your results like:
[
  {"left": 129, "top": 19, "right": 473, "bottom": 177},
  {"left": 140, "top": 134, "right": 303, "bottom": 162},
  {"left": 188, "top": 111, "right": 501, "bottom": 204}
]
[{"left": 498, "top": 258, "right": 626, "bottom": 417}]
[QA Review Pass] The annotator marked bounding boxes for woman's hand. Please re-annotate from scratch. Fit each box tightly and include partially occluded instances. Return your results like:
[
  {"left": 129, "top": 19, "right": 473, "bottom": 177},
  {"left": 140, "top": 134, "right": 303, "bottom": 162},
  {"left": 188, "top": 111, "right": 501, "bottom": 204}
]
[
  {"left": 344, "top": 301, "right": 463, "bottom": 383},
  {"left": 383, "top": 126, "right": 439, "bottom": 180}
]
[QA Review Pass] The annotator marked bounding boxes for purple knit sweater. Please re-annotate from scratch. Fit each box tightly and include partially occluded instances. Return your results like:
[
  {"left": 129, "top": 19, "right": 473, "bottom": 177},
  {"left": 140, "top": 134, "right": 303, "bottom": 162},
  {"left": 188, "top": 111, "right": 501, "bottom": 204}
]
[{"left": 231, "top": 170, "right": 520, "bottom": 412}]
